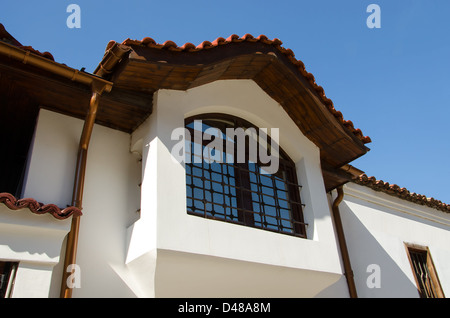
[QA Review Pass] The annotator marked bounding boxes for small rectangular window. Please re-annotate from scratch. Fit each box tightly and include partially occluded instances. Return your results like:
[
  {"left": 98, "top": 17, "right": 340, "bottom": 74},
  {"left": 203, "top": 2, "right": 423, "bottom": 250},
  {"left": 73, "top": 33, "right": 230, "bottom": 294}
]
[
  {"left": 0, "top": 261, "right": 18, "bottom": 298},
  {"left": 405, "top": 244, "right": 445, "bottom": 298}
]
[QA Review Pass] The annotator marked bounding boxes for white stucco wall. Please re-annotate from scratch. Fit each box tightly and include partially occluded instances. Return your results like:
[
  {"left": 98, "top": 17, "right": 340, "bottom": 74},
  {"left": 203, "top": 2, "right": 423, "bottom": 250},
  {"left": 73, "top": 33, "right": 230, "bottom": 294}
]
[
  {"left": 21, "top": 109, "right": 142, "bottom": 297},
  {"left": 126, "top": 79, "right": 346, "bottom": 297},
  {"left": 338, "top": 182, "right": 450, "bottom": 298},
  {"left": 0, "top": 204, "right": 71, "bottom": 297}
]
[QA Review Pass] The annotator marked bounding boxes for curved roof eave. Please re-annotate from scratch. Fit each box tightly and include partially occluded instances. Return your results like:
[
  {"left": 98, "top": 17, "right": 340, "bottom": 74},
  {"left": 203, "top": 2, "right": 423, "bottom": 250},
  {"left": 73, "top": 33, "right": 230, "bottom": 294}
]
[{"left": 95, "top": 34, "right": 371, "bottom": 171}]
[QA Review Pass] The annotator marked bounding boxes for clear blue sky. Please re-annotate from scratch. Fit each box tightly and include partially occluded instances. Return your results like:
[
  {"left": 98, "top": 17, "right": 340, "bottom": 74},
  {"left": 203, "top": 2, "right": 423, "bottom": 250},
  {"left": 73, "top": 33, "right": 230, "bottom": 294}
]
[{"left": 1, "top": 1, "right": 449, "bottom": 204}]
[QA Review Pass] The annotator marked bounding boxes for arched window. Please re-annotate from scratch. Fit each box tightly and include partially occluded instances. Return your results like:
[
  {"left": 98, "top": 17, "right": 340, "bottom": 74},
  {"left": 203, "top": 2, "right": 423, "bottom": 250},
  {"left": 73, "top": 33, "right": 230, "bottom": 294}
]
[{"left": 184, "top": 114, "right": 306, "bottom": 238}]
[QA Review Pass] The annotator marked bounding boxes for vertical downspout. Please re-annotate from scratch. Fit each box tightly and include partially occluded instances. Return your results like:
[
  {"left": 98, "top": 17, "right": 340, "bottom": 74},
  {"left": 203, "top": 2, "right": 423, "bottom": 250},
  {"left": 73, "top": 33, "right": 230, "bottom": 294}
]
[
  {"left": 59, "top": 41, "right": 128, "bottom": 298},
  {"left": 332, "top": 186, "right": 358, "bottom": 298},
  {"left": 60, "top": 83, "right": 107, "bottom": 298}
]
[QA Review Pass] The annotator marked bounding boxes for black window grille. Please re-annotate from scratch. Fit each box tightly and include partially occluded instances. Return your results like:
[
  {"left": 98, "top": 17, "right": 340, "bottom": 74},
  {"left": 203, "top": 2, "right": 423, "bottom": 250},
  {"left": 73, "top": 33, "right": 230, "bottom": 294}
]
[{"left": 185, "top": 114, "right": 306, "bottom": 238}]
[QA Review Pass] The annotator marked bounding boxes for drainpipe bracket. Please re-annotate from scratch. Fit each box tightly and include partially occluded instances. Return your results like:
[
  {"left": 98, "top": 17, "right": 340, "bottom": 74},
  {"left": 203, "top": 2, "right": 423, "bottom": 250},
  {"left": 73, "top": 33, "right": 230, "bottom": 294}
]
[{"left": 91, "top": 80, "right": 112, "bottom": 95}]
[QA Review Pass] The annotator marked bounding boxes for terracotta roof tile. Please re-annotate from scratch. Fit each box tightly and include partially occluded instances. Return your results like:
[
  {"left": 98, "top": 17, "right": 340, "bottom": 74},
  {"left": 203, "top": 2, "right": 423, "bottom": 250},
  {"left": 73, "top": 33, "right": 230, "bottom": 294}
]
[
  {"left": 0, "top": 192, "right": 82, "bottom": 220},
  {"left": 354, "top": 175, "right": 450, "bottom": 213},
  {"left": 121, "top": 34, "right": 371, "bottom": 144},
  {"left": 0, "top": 24, "right": 54, "bottom": 61}
]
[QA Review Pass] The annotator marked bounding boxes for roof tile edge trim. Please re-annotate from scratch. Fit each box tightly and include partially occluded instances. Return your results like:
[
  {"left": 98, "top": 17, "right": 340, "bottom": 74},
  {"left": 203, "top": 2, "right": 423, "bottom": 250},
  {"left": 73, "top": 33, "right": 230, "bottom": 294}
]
[
  {"left": 0, "top": 192, "right": 82, "bottom": 220},
  {"left": 121, "top": 34, "right": 371, "bottom": 145},
  {"left": 0, "top": 24, "right": 54, "bottom": 61},
  {"left": 353, "top": 174, "right": 450, "bottom": 213},
  {"left": 16, "top": 45, "right": 55, "bottom": 61}
]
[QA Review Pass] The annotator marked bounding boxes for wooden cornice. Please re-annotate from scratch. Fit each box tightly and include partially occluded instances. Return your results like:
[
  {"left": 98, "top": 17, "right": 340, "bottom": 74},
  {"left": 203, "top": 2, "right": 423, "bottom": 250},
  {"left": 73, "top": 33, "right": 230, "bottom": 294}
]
[{"left": 96, "top": 35, "right": 371, "bottom": 190}]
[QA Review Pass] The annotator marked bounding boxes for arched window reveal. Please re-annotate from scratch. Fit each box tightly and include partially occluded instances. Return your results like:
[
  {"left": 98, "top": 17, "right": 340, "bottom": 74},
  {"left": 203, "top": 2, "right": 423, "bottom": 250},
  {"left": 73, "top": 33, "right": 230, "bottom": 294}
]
[{"left": 184, "top": 114, "right": 307, "bottom": 238}]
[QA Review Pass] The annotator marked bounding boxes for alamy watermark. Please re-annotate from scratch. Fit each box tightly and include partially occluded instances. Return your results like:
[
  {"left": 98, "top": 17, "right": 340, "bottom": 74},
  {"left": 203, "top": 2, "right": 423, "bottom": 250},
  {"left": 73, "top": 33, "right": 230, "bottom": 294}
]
[
  {"left": 66, "top": 4, "right": 81, "bottom": 29},
  {"left": 171, "top": 120, "right": 280, "bottom": 174},
  {"left": 65, "top": 5, "right": 380, "bottom": 30},
  {"left": 366, "top": 4, "right": 381, "bottom": 29},
  {"left": 366, "top": 264, "right": 381, "bottom": 289},
  {"left": 66, "top": 264, "right": 81, "bottom": 289}
]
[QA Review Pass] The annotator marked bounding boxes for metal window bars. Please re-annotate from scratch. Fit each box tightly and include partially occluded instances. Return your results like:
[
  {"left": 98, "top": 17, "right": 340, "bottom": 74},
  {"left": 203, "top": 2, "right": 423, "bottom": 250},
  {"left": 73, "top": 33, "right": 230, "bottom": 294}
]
[
  {"left": 185, "top": 115, "right": 307, "bottom": 238},
  {"left": 408, "top": 248, "right": 441, "bottom": 298}
]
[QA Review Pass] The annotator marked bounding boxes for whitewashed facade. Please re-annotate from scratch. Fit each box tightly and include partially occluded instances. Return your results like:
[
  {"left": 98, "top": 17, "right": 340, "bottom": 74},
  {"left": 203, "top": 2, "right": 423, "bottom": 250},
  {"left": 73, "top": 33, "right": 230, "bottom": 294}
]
[
  {"left": 337, "top": 182, "right": 450, "bottom": 297},
  {"left": 1, "top": 30, "right": 449, "bottom": 298},
  {"left": 1, "top": 80, "right": 448, "bottom": 298}
]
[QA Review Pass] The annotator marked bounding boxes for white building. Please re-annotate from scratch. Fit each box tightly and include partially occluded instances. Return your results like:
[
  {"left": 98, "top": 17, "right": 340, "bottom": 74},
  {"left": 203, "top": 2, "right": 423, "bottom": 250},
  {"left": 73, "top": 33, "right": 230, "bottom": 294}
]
[{"left": 0, "top": 26, "right": 448, "bottom": 298}]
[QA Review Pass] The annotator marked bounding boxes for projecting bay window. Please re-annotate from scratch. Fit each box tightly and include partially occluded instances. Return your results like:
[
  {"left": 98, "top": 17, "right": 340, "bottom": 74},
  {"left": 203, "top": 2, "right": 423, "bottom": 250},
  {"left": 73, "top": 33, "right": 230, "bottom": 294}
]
[
  {"left": 405, "top": 244, "right": 445, "bottom": 298},
  {"left": 184, "top": 114, "right": 306, "bottom": 238}
]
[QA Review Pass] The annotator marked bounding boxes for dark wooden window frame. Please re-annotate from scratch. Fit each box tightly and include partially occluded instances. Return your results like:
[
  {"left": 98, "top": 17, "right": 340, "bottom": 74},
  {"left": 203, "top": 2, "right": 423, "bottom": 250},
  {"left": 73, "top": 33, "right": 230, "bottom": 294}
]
[
  {"left": 184, "top": 113, "right": 307, "bottom": 238},
  {"left": 405, "top": 243, "right": 445, "bottom": 298},
  {"left": 0, "top": 261, "right": 18, "bottom": 298}
]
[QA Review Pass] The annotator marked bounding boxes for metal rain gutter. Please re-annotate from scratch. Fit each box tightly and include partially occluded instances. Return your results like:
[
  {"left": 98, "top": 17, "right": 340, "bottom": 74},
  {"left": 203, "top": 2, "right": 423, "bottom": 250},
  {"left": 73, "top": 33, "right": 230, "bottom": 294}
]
[
  {"left": 59, "top": 42, "right": 129, "bottom": 298},
  {"left": 59, "top": 83, "right": 110, "bottom": 298},
  {"left": 332, "top": 186, "right": 358, "bottom": 298},
  {"left": 0, "top": 41, "right": 114, "bottom": 298},
  {"left": 0, "top": 41, "right": 113, "bottom": 91}
]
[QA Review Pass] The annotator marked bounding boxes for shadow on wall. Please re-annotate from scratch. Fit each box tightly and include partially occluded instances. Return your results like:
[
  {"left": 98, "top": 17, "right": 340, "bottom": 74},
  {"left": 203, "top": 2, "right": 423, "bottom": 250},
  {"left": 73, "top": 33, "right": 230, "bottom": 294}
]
[
  {"left": 314, "top": 276, "right": 350, "bottom": 298},
  {"left": 0, "top": 206, "right": 70, "bottom": 260},
  {"left": 336, "top": 200, "right": 419, "bottom": 298}
]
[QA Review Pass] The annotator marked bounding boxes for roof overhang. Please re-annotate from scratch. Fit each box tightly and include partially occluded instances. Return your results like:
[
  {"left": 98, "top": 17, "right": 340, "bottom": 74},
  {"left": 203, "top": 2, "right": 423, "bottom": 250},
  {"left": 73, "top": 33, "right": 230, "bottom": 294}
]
[
  {"left": 95, "top": 35, "right": 371, "bottom": 191},
  {"left": 0, "top": 40, "right": 152, "bottom": 133}
]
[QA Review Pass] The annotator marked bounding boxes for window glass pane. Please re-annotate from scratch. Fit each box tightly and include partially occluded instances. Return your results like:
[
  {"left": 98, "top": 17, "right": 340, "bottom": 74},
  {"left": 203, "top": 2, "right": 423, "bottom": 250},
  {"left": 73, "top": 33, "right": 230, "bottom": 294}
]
[{"left": 185, "top": 115, "right": 306, "bottom": 238}]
